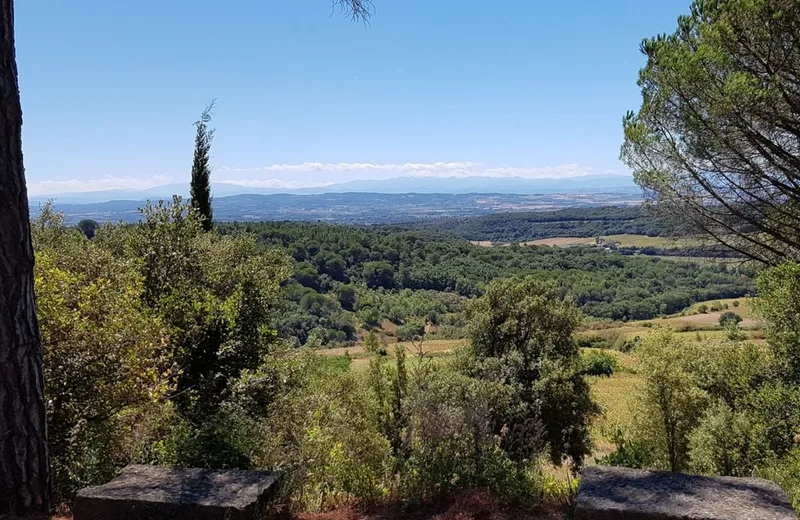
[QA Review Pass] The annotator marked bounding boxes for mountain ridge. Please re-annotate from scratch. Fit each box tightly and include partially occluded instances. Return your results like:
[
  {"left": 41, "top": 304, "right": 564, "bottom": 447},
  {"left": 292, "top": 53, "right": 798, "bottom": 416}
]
[{"left": 29, "top": 174, "right": 637, "bottom": 204}]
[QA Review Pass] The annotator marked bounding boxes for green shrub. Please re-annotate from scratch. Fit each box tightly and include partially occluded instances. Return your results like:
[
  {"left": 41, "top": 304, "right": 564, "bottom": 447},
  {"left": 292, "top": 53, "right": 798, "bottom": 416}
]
[
  {"left": 576, "top": 335, "right": 612, "bottom": 349},
  {"left": 257, "top": 359, "right": 394, "bottom": 511},
  {"left": 396, "top": 321, "right": 425, "bottom": 341},
  {"left": 34, "top": 210, "right": 173, "bottom": 501},
  {"left": 466, "top": 277, "right": 597, "bottom": 465},
  {"left": 757, "top": 450, "right": 800, "bottom": 513},
  {"left": 756, "top": 263, "right": 800, "bottom": 382},
  {"left": 689, "top": 403, "right": 766, "bottom": 477},
  {"left": 363, "top": 331, "right": 383, "bottom": 354},
  {"left": 597, "top": 429, "right": 648, "bottom": 469},
  {"left": 616, "top": 335, "right": 641, "bottom": 353},
  {"left": 34, "top": 201, "right": 293, "bottom": 500},
  {"left": 398, "top": 362, "right": 529, "bottom": 501},
  {"left": 580, "top": 351, "right": 619, "bottom": 377},
  {"left": 744, "top": 383, "right": 800, "bottom": 457},
  {"left": 719, "top": 311, "right": 742, "bottom": 327},
  {"left": 634, "top": 330, "right": 708, "bottom": 471}
]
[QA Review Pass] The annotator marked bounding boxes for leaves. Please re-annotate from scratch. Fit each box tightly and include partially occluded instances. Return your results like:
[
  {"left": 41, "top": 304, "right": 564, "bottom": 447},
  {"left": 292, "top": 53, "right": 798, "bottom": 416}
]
[
  {"left": 622, "top": 0, "right": 800, "bottom": 264},
  {"left": 33, "top": 201, "right": 291, "bottom": 497}
]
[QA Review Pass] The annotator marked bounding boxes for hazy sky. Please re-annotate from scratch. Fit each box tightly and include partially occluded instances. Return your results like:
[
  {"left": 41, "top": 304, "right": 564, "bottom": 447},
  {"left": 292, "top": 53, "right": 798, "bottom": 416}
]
[{"left": 16, "top": 0, "right": 689, "bottom": 195}]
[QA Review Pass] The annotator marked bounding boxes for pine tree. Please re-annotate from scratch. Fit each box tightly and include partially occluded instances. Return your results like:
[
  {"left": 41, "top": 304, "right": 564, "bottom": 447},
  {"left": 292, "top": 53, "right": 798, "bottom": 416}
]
[
  {"left": 0, "top": 0, "right": 50, "bottom": 513},
  {"left": 190, "top": 102, "right": 215, "bottom": 232}
]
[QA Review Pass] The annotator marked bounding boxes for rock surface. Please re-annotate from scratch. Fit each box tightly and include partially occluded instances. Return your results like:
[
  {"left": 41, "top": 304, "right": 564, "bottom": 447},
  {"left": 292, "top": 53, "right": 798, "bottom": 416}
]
[
  {"left": 576, "top": 466, "right": 797, "bottom": 520},
  {"left": 73, "top": 464, "right": 279, "bottom": 520}
]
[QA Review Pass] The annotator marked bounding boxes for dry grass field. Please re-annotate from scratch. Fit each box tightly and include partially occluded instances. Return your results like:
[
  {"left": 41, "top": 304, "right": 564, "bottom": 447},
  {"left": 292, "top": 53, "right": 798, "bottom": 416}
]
[
  {"left": 526, "top": 237, "right": 596, "bottom": 247},
  {"left": 588, "top": 372, "right": 643, "bottom": 459},
  {"left": 604, "top": 234, "right": 700, "bottom": 248},
  {"left": 524, "top": 234, "right": 703, "bottom": 249},
  {"left": 628, "top": 298, "right": 761, "bottom": 330}
]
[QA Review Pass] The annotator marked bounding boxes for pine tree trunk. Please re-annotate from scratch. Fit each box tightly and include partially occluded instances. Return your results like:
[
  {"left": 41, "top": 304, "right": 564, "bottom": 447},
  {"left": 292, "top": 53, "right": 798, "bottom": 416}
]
[{"left": 0, "top": 0, "right": 51, "bottom": 514}]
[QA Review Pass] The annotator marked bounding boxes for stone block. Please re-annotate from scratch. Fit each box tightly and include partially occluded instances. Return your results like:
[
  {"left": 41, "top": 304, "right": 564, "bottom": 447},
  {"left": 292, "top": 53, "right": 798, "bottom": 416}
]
[
  {"left": 73, "top": 464, "right": 279, "bottom": 520},
  {"left": 575, "top": 466, "right": 796, "bottom": 520}
]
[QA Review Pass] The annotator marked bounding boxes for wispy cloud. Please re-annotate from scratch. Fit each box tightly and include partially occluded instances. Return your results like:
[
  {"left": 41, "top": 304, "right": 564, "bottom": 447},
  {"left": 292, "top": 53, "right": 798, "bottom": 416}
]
[
  {"left": 28, "top": 175, "right": 173, "bottom": 196},
  {"left": 219, "top": 179, "right": 335, "bottom": 189},
  {"left": 219, "top": 161, "right": 597, "bottom": 182},
  {"left": 480, "top": 164, "right": 591, "bottom": 179},
  {"left": 221, "top": 161, "right": 479, "bottom": 175}
]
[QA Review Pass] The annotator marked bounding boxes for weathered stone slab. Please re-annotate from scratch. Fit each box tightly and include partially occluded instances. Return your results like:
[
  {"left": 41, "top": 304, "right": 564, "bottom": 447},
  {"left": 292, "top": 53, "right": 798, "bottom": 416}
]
[
  {"left": 576, "top": 466, "right": 796, "bottom": 520},
  {"left": 73, "top": 464, "right": 279, "bottom": 520}
]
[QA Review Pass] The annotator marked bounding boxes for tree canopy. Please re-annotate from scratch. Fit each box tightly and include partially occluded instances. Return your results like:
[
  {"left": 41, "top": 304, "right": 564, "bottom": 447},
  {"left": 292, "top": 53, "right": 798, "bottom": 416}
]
[
  {"left": 190, "top": 103, "right": 214, "bottom": 232},
  {"left": 622, "top": 0, "right": 800, "bottom": 265}
]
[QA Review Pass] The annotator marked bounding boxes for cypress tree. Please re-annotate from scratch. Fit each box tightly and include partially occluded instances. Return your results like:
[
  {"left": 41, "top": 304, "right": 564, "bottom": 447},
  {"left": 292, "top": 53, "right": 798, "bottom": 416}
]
[{"left": 190, "top": 102, "right": 215, "bottom": 231}]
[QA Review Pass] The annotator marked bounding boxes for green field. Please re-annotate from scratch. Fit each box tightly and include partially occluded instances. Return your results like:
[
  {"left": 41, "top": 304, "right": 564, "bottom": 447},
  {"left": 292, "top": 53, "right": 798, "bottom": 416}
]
[
  {"left": 605, "top": 234, "right": 702, "bottom": 248},
  {"left": 526, "top": 233, "right": 704, "bottom": 249}
]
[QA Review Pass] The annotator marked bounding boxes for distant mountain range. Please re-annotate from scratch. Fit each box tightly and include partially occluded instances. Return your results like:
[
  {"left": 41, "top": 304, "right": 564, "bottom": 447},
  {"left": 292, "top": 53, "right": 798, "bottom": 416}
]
[
  {"left": 29, "top": 174, "right": 638, "bottom": 204},
  {"left": 30, "top": 190, "right": 643, "bottom": 227}
]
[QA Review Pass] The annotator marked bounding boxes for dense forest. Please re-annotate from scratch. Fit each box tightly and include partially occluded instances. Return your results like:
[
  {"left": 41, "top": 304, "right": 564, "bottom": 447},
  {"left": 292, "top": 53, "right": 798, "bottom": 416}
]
[
  {"left": 217, "top": 220, "right": 755, "bottom": 347},
  {"left": 400, "top": 206, "right": 673, "bottom": 242}
]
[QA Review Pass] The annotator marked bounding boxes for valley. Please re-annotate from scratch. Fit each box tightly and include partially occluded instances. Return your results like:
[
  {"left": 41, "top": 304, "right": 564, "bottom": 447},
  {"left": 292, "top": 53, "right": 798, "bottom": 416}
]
[
  {"left": 6, "top": 0, "right": 800, "bottom": 518},
  {"left": 32, "top": 191, "right": 642, "bottom": 226}
]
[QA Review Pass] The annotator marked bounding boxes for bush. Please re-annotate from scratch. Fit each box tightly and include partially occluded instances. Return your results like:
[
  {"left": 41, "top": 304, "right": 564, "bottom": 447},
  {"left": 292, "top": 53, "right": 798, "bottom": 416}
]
[
  {"left": 363, "top": 331, "right": 385, "bottom": 355},
  {"left": 757, "top": 450, "right": 800, "bottom": 512},
  {"left": 719, "top": 311, "right": 743, "bottom": 327},
  {"left": 34, "top": 201, "right": 292, "bottom": 500},
  {"left": 689, "top": 403, "right": 766, "bottom": 477},
  {"left": 399, "top": 366, "right": 521, "bottom": 500},
  {"left": 634, "top": 330, "right": 707, "bottom": 471},
  {"left": 756, "top": 263, "right": 800, "bottom": 382},
  {"left": 576, "top": 335, "right": 613, "bottom": 350},
  {"left": 580, "top": 351, "right": 619, "bottom": 377},
  {"left": 256, "top": 357, "right": 394, "bottom": 511},
  {"left": 34, "top": 214, "right": 173, "bottom": 501},
  {"left": 597, "top": 429, "right": 648, "bottom": 469},
  {"left": 396, "top": 321, "right": 425, "bottom": 341},
  {"left": 616, "top": 335, "right": 641, "bottom": 353},
  {"left": 465, "top": 277, "right": 597, "bottom": 465}
]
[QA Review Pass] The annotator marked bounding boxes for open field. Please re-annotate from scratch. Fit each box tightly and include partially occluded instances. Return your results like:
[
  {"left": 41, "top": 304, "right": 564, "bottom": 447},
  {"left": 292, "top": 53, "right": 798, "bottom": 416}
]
[
  {"left": 589, "top": 372, "right": 643, "bottom": 459},
  {"left": 591, "top": 372, "right": 642, "bottom": 431},
  {"left": 654, "top": 312, "right": 760, "bottom": 329},
  {"left": 525, "top": 234, "right": 703, "bottom": 249},
  {"left": 685, "top": 297, "right": 756, "bottom": 316},
  {"left": 604, "top": 234, "right": 701, "bottom": 248},
  {"left": 649, "top": 255, "right": 748, "bottom": 266},
  {"left": 483, "top": 234, "right": 742, "bottom": 266},
  {"left": 630, "top": 298, "right": 761, "bottom": 329},
  {"left": 525, "top": 237, "right": 596, "bottom": 247}
]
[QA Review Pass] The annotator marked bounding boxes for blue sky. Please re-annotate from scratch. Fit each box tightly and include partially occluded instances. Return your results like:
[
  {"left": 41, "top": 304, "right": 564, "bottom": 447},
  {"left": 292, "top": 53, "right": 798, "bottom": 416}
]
[{"left": 16, "top": 0, "right": 690, "bottom": 195}]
